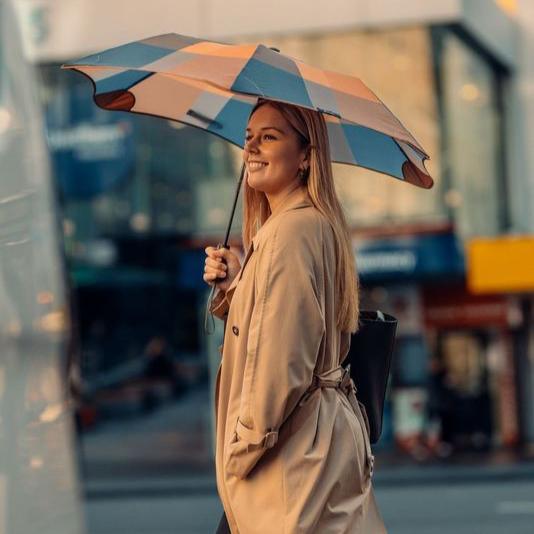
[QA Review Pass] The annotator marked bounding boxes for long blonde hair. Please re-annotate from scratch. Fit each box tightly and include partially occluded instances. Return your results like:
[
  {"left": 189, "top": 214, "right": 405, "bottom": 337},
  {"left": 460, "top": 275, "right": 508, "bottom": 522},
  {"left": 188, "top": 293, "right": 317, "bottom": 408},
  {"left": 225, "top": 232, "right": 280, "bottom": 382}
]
[{"left": 242, "top": 99, "right": 360, "bottom": 333}]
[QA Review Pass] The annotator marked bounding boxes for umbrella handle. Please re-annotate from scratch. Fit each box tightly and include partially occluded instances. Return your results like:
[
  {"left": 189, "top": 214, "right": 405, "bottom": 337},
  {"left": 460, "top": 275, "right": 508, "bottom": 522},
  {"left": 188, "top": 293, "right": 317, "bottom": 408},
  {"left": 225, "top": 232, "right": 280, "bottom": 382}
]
[
  {"left": 203, "top": 242, "right": 229, "bottom": 335},
  {"left": 204, "top": 161, "right": 246, "bottom": 335}
]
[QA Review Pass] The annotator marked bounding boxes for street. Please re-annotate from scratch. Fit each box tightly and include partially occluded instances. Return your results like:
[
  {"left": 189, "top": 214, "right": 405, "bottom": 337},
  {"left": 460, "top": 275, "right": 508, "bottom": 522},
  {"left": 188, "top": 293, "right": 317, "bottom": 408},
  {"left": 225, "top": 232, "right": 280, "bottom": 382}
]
[
  {"left": 85, "top": 478, "right": 534, "bottom": 534},
  {"left": 81, "top": 389, "right": 534, "bottom": 533}
]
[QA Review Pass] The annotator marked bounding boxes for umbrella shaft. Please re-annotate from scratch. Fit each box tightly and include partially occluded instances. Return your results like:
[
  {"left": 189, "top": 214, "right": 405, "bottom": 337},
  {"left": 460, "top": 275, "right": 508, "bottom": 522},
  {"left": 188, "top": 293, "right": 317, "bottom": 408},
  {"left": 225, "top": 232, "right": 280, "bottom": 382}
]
[{"left": 222, "top": 161, "right": 245, "bottom": 249}]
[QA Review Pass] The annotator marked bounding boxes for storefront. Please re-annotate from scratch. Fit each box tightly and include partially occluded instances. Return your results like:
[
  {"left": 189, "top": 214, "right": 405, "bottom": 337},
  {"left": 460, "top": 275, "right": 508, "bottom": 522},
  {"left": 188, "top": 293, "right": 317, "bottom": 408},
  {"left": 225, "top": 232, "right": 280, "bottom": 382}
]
[
  {"left": 466, "top": 236, "right": 534, "bottom": 451},
  {"left": 422, "top": 285, "right": 522, "bottom": 452},
  {"left": 355, "top": 231, "right": 525, "bottom": 457}
]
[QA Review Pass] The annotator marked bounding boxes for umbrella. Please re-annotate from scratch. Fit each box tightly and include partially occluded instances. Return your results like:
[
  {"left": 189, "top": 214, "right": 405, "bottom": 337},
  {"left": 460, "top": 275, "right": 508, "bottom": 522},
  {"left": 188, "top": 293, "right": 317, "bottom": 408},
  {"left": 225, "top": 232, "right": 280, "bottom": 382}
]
[
  {"left": 62, "top": 33, "right": 432, "bottom": 186},
  {"left": 61, "top": 32, "right": 434, "bottom": 331}
]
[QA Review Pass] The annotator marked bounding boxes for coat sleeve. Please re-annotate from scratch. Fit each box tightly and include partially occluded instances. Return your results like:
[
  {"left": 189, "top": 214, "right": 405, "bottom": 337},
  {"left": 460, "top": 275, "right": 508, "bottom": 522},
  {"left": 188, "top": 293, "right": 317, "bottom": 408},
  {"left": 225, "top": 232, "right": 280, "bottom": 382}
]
[
  {"left": 225, "top": 216, "right": 326, "bottom": 479},
  {"left": 208, "top": 287, "right": 230, "bottom": 320}
]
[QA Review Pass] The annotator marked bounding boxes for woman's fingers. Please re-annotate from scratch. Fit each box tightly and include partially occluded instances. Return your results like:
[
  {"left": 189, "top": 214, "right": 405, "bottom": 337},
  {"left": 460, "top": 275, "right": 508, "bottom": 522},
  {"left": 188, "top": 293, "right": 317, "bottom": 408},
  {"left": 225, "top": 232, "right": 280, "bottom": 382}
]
[
  {"left": 203, "top": 245, "right": 239, "bottom": 290},
  {"left": 205, "top": 255, "right": 227, "bottom": 273},
  {"left": 203, "top": 248, "right": 228, "bottom": 287},
  {"left": 207, "top": 257, "right": 226, "bottom": 269},
  {"left": 205, "top": 246, "right": 225, "bottom": 260},
  {"left": 204, "top": 265, "right": 227, "bottom": 277},
  {"left": 204, "top": 274, "right": 225, "bottom": 284},
  {"left": 203, "top": 269, "right": 226, "bottom": 286},
  {"left": 208, "top": 246, "right": 233, "bottom": 263}
]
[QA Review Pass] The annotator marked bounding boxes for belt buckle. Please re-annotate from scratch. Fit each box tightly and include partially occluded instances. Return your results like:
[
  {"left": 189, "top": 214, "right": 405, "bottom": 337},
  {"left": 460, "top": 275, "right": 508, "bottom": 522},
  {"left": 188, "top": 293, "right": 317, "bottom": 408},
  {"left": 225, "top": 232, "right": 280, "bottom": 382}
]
[{"left": 340, "top": 365, "right": 355, "bottom": 395}]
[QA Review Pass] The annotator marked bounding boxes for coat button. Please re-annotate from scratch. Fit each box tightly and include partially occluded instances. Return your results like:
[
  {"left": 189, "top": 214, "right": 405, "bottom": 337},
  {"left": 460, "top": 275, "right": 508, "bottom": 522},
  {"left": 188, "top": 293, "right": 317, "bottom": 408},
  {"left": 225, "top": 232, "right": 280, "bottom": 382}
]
[{"left": 232, "top": 325, "right": 239, "bottom": 336}]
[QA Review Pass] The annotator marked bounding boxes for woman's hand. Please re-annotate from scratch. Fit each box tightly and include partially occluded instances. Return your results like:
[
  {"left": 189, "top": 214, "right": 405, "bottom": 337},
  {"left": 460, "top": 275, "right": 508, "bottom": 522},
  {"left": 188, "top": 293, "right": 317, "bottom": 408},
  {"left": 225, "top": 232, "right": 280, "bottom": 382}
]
[{"left": 204, "top": 245, "right": 242, "bottom": 292}]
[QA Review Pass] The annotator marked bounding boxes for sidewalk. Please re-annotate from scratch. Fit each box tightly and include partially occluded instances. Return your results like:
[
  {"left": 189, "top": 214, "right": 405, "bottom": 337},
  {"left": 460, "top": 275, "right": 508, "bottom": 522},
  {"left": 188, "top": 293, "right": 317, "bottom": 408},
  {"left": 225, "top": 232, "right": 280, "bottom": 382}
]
[
  {"left": 79, "top": 388, "right": 534, "bottom": 497},
  {"left": 84, "top": 451, "right": 534, "bottom": 499},
  {"left": 368, "top": 447, "right": 534, "bottom": 486}
]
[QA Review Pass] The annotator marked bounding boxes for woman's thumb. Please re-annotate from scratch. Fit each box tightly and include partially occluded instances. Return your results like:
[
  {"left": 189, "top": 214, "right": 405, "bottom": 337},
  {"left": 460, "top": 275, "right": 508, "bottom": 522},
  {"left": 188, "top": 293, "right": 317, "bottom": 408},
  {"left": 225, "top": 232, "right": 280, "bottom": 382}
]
[{"left": 215, "top": 247, "right": 229, "bottom": 261}]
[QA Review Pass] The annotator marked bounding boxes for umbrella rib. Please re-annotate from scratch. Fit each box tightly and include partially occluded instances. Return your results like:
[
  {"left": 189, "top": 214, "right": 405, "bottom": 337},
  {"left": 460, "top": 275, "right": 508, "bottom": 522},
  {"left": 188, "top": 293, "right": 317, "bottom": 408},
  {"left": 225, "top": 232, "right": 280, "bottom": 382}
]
[
  {"left": 186, "top": 109, "right": 222, "bottom": 129},
  {"left": 317, "top": 107, "right": 341, "bottom": 119},
  {"left": 235, "top": 74, "right": 265, "bottom": 97}
]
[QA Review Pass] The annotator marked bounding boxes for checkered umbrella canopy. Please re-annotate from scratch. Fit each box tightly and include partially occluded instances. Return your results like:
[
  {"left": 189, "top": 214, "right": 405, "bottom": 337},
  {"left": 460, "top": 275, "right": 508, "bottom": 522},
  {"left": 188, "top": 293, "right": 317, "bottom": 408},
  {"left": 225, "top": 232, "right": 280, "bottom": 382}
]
[{"left": 62, "top": 32, "right": 433, "bottom": 189}]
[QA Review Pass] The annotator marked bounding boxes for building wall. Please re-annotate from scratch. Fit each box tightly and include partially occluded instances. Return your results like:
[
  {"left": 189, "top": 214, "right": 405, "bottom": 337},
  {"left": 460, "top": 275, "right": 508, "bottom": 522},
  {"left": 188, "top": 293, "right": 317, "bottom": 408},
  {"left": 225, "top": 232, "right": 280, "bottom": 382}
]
[
  {"left": 512, "top": 0, "right": 534, "bottom": 443},
  {"left": 509, "top": 0, "right": 534, "bottom": 233},
  {"left": 13, "top": 0, "right": 516, "bottom": 63}
]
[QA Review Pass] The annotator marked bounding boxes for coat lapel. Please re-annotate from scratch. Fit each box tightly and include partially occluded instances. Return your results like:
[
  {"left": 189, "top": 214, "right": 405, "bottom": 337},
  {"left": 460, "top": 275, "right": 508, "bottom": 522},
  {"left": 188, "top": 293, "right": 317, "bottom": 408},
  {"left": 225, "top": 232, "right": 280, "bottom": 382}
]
[{"left": 226, "top": 240, "right": 254, "bottom": 296}]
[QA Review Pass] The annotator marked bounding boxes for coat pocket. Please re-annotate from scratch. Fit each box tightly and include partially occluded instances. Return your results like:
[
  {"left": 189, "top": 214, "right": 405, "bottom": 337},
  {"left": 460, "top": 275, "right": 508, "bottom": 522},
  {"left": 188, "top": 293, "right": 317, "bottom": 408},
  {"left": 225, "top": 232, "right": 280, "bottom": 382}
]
[{"left": 224, "top": 419, "right": 278, "bottom": 480}]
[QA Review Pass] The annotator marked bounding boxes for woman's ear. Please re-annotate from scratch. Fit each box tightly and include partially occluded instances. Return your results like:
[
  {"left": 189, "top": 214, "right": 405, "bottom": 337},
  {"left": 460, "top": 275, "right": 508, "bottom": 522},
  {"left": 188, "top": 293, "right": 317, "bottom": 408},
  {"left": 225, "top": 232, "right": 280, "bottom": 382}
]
[{"left": 301, "top": 146, "right": 311, "bottom": 169}]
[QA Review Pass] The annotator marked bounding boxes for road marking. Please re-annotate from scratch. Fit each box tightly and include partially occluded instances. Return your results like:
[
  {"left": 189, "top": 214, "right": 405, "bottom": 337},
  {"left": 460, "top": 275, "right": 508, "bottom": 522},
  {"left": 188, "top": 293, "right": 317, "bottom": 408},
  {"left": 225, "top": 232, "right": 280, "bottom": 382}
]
[{"left": 497, "top": 501, "right": 534, "bottom": 514}]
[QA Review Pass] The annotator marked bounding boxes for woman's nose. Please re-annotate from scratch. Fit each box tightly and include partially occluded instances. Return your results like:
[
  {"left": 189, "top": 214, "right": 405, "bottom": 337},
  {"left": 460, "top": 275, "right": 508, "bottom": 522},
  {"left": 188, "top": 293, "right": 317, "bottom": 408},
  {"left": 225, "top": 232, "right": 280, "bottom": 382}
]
[
  {"left": 245, "top": 133, "right": 261, "bottom": 150},
  {"left": 245, "top": 138, "right": 258, "bottom": 151}
]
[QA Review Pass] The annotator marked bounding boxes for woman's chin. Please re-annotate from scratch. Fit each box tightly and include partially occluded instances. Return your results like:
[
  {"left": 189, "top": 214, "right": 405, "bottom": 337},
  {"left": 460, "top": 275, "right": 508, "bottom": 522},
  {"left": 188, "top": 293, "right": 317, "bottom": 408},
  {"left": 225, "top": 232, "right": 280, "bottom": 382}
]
[{"left": 247, "top": 175, "right": 267, "bottom": 192}]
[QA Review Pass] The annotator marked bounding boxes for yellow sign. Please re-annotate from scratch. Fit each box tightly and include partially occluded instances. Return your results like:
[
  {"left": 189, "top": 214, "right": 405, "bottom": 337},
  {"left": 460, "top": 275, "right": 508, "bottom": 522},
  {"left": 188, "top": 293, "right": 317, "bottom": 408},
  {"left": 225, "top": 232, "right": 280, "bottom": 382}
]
[
  {"left": 467, "top": 236, "right": 534, "bottom": 293},
  {"left": 494, "top": 0, "right": 517, "bottom": 16}
]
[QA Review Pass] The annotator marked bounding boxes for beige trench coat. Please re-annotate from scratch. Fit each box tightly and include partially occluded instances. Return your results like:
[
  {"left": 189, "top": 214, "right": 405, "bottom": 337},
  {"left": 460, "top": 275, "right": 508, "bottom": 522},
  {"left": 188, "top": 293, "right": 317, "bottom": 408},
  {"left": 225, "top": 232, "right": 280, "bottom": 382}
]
[{"left": 209, "top": 186, "right": 387, "bottom": 533}]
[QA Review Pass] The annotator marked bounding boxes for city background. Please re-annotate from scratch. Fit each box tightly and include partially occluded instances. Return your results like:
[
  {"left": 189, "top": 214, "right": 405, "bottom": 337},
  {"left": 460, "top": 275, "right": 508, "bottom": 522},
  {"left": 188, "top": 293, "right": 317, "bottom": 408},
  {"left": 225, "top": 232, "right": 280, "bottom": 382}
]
[{"left": 1, "top": 0, "right": 534, "bottom": 532}]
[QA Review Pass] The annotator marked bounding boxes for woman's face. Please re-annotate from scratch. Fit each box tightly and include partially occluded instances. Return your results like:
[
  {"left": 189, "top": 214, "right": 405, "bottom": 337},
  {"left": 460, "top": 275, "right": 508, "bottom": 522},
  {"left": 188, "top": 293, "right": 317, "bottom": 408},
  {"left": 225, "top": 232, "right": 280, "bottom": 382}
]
[{"left": 244, "top": 103, "right": 308, "bottom": 195}]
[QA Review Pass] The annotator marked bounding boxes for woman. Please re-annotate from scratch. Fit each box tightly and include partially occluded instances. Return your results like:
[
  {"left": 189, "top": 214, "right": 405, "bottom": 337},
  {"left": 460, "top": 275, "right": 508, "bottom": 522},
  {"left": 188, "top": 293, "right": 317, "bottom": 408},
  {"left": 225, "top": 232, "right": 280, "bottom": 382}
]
[{"left": 203, "top": 98, "right": 387, "bottom": 533}]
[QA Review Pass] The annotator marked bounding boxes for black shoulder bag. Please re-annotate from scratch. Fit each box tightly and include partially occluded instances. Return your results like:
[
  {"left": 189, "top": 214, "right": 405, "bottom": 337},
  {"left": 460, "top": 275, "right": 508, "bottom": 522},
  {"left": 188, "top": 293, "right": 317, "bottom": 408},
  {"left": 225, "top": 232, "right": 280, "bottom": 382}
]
[{"left": 343, "top": 310, "right": 398, "bottom": 444}]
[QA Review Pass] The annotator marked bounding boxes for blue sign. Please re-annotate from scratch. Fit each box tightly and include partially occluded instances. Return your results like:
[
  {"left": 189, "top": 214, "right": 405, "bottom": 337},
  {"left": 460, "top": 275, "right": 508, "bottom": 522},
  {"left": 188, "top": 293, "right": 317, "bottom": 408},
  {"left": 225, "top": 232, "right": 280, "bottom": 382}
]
[
  {"left": 355, "top": 233, "right": 465, "bottom": 281},
  {"left": 45, "top": 83, "right": 136, "bottom": 199}
]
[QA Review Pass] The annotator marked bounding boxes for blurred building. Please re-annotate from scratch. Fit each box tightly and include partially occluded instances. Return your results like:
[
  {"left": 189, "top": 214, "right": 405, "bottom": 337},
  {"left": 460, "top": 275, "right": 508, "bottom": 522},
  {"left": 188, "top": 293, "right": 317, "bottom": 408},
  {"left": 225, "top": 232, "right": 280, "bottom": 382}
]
[{"left": 12, "top": 0, "right": 534, "bottom": 473}]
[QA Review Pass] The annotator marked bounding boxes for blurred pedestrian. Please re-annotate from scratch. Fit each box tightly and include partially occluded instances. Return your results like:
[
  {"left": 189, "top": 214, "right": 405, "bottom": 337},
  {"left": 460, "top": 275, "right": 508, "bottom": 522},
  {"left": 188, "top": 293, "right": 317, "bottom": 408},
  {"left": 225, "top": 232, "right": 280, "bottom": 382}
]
[
  {"left": 204, "top": 99, "right": 386, "bottom": 533},
  {"left": 142, "top": 335, "right": 186, "bottom": 409},
  {"left": 143, "top": 336, "right": 175, "bottom": 380},
  {"left": 426, "top": 356, "right": 455, "bottom": 458}
]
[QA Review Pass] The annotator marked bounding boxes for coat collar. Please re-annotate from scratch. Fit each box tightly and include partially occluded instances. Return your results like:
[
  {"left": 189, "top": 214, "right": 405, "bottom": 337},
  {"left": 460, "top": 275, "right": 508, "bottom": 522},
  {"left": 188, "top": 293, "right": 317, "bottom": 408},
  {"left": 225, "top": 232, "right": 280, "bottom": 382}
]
[
  {"left": 269, "top": 185, "right": 313, "bottom": 218},
  {"left": 225, "top": 187, "right": 313, "bottom": 296},
  {"left": 252, "top": 186, "right": 313, "bottom": 250}
]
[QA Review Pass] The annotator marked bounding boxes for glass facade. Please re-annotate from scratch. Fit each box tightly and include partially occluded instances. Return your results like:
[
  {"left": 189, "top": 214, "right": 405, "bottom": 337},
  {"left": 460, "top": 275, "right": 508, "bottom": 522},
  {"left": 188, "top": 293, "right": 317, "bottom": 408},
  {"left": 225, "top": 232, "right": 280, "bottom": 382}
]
[
  {"left": 38, "top": 65, "right": 242, "bottom": 476},
  {"left": 434, "top": 27, "right": 508, "bottom": 239},
  {"left": 41, "top": 66, "right": 240, "bottom": 241}
]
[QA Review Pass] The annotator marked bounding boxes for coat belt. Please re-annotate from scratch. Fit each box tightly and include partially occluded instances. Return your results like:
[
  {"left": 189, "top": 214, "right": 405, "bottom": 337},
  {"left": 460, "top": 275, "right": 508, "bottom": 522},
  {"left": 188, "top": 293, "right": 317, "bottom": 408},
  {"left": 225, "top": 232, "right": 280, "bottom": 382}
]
[{"left": 306, "top": 364, "right": 374, "bottom": 478}]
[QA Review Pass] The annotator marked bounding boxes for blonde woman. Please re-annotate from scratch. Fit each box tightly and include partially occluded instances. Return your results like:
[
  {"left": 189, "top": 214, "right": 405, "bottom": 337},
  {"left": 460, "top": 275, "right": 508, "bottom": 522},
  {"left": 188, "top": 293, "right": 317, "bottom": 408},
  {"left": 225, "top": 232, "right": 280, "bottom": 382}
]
[{"left": 203, "top": 98, "right": 387, "bottom": 533}]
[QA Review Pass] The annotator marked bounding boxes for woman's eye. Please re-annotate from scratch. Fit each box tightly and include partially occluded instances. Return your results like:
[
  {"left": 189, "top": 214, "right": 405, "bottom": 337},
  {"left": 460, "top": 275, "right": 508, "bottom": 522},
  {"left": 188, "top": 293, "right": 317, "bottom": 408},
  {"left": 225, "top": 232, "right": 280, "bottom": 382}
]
[{"left": 245, "top": 134, "right": 276, "bottom": 142}]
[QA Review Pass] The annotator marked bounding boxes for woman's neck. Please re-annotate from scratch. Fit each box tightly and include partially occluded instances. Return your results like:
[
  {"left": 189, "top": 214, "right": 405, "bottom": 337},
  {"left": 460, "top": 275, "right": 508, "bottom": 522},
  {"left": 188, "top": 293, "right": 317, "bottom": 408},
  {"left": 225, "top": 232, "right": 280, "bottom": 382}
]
[{"left": 266, "top": 183, "right": 306, "bottom": 216}]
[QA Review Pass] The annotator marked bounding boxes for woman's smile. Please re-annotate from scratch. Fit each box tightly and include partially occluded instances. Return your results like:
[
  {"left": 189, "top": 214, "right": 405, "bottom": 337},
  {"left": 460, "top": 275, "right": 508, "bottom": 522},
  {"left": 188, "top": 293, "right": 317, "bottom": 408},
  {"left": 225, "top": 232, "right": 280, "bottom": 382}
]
[{"left": 248, "top": 161, "right": 269, "bottom": 172}]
